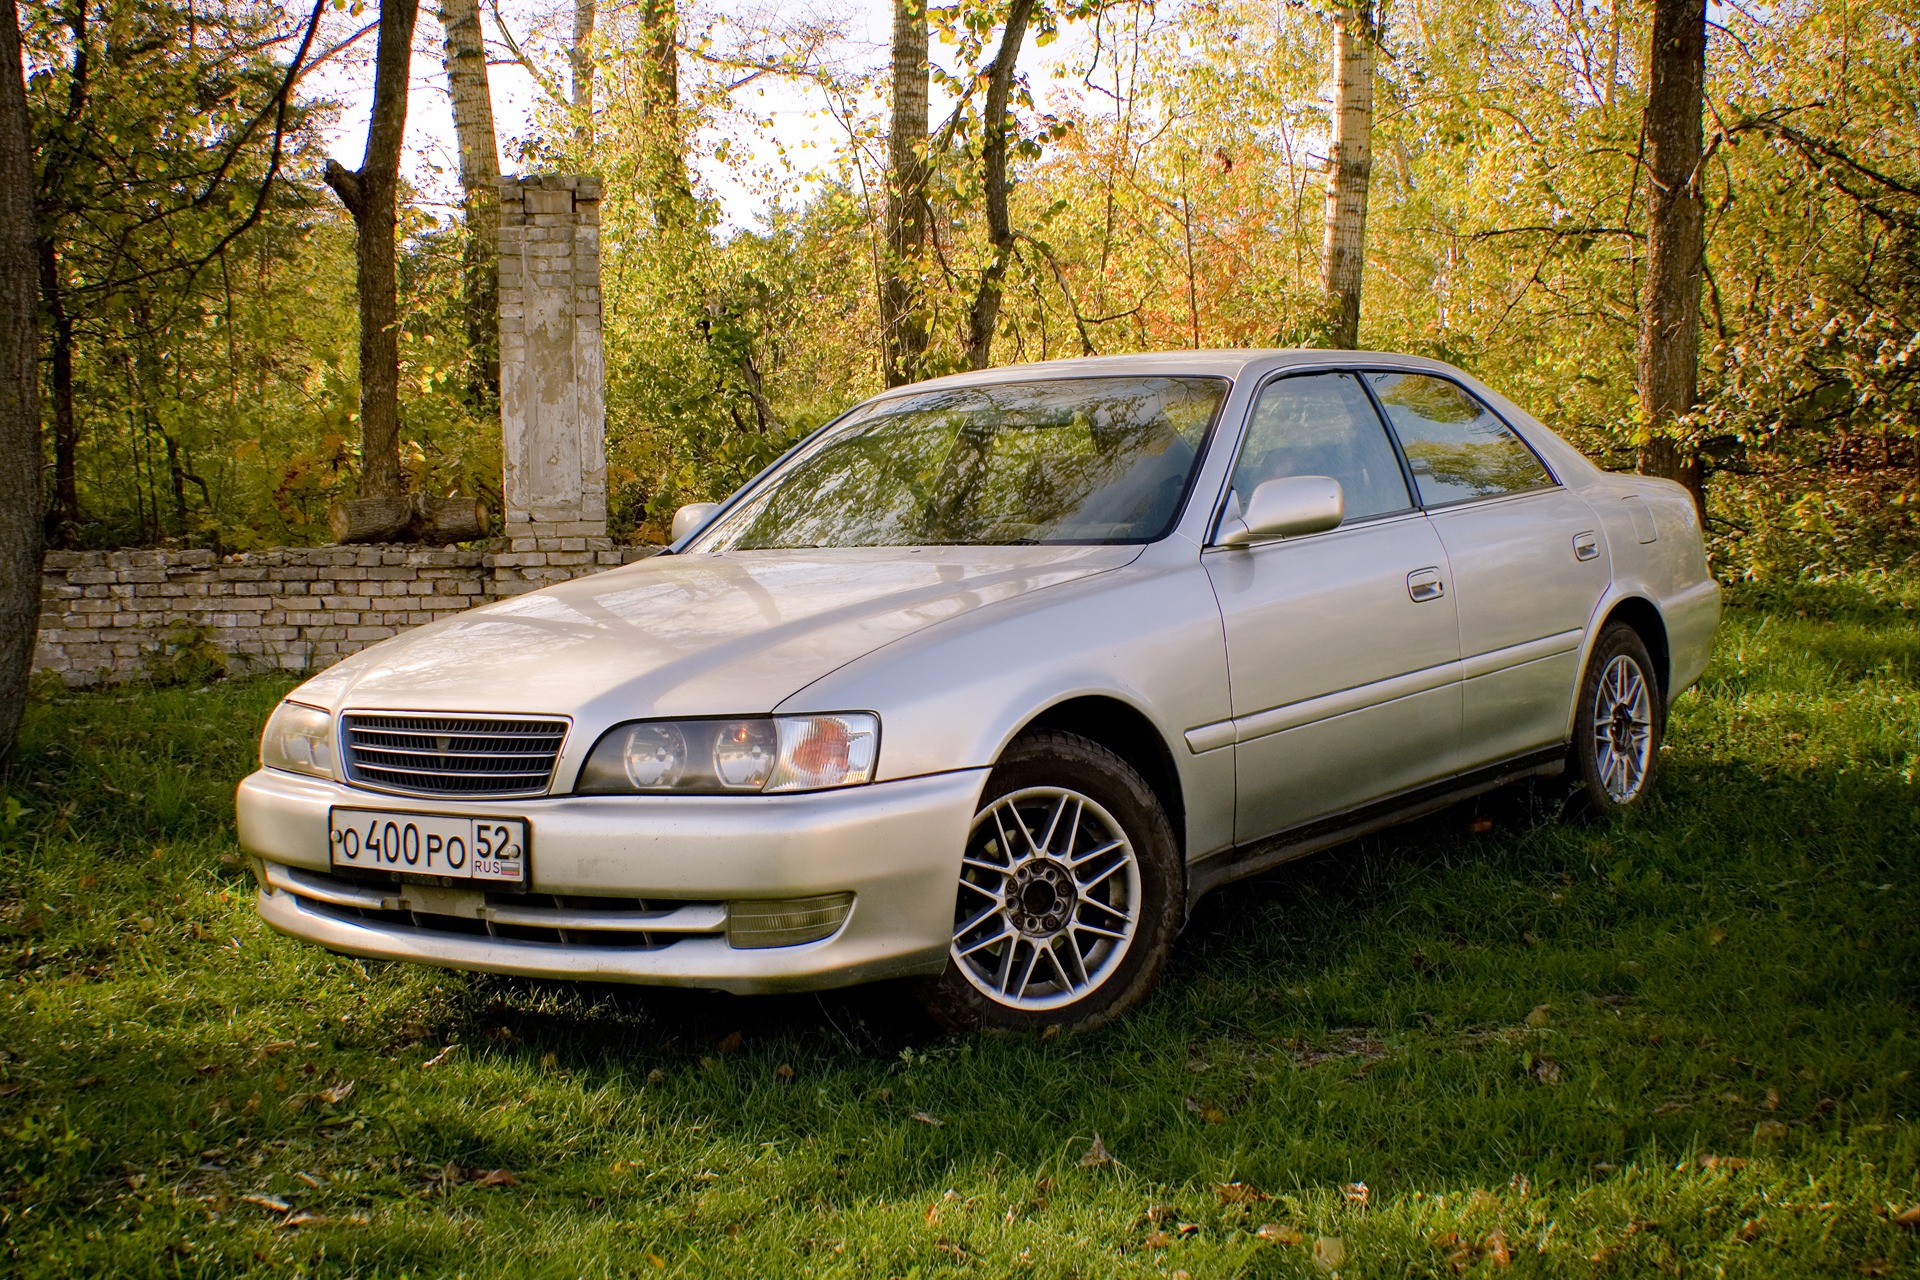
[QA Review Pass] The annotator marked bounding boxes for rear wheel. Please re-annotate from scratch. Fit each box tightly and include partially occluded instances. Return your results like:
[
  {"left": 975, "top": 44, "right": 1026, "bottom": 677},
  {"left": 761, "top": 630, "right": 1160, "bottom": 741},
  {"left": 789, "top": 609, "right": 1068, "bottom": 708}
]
[
  {"left": 917, "top": 731, "right": 1183, "bottom": 1036},
  {"left": 1568, "top": 623, "right": 1664, "bottom": 819}
]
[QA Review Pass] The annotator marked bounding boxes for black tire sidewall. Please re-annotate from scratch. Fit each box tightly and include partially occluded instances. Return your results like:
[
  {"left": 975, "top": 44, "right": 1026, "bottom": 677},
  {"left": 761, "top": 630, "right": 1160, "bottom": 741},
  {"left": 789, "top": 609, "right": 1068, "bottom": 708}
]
[
  {"left": 917, "top": 730, "right": 1184, "bottom": 1037},
  {"left": 1570, "top": 624, "right": 1664, "bottom": 819}
]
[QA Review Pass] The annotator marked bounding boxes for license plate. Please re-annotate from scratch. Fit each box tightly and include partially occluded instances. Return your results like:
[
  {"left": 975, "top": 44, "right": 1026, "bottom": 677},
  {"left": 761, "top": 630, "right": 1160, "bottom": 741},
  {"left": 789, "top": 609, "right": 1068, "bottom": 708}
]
[{"left": 328, "top": 808, "right": 528, "bottom": 885}]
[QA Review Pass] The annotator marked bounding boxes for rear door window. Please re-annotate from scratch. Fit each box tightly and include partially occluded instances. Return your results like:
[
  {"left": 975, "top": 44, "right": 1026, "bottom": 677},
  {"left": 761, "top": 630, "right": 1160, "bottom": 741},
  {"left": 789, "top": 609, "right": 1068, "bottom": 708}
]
[{"left": 1368, "top": 373, "right": 1553, "bottom": 506}]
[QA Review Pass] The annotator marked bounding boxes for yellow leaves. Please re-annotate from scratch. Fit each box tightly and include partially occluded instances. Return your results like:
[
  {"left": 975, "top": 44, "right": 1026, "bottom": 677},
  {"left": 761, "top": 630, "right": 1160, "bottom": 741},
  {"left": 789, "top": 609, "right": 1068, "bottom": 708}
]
[
  {"left": 1078, "top": 1133, "right": 1114, "bottom": 1166},
  {"left": 1313, "top": 1236, "right": 1347, "bottom": 1272},
  {"left": 1255, "top": 1223, "right": 1303, "bottom": 1244},
  {"left": 1524, "top": 1004, "right": 1553, "bottom": 1028},
  {"left": 1754, "top": 1119, "right": 1790, "bottom": 1141},
  {"left": 1213, "top": 1182, "right": 1269, "bottom": 1206},
  {"left": 1184, "top": 1096, "right": 1226, "bottom": 1124}
]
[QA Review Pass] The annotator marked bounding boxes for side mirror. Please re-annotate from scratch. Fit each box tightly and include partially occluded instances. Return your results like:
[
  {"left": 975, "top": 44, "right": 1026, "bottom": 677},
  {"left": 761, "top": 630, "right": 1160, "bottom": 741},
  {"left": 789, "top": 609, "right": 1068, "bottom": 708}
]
[
  {"left": 1219, "top": 476, "right": 1345, "bottom": 546},
  {"left": 671, "top": 502, "right": 722, "bottom": 543}
]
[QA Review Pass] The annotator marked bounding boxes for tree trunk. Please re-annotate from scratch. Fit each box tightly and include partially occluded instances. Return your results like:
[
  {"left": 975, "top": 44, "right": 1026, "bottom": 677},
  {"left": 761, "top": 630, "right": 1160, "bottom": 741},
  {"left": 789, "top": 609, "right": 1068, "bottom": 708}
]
[
  {"left": 323, "top": 0, "right": 420, "bottom": 503},
  {"left": 636, "top": 0, "right": 690, "bottom": 227},
  {"left": 330, "top": 493, "right": 487, "bottom": 544},
  {"left": 411, "top": 494, "right": 488, "bottom": 543},
  {"left": 963, "top": 0, "right": 1036, "bottom": 371},
  {"left": 34, "top": 237, "right": 79, "bottom": 541},
  {"left": 571, "top": 0, "right": 595, "bottom": 150},
  {"left": 438, "top": 0, "right": 501, "bottom": 403},
  {"left": 1635, "top": 0, "right": 1708, "bottom": 521},
  {"left": 1320, "top": 0, "right": 1375, "bottom": 351},
  {"left": 881, "top": 0, "right": 931, "bottom": 388},
  {"left": 329, "top": 495, "right": 415, "bottom": 544},
  {"left": 0, "top": 0, "right": 45, "bottom": 760}
]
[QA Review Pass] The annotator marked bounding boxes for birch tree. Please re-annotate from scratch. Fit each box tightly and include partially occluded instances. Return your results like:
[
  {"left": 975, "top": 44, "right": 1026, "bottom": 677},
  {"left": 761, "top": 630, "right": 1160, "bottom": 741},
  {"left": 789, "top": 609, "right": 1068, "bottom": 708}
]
[
  {"left": 439, "top": 0, "right": 502, "bottom": 401},
  {"left": 1320, "top": 0, "right": 1375, "bottom": 350},
  {"left": 881, "top": 0, "right": 931, "bottom": 388}
]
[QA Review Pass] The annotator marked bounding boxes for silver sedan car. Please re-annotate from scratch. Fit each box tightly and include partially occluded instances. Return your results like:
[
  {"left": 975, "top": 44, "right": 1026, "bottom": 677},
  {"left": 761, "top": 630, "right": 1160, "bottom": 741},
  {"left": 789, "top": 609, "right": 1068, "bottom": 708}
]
[{"left": 237, "top": 351, "right": 1719, "bottom": 1034}]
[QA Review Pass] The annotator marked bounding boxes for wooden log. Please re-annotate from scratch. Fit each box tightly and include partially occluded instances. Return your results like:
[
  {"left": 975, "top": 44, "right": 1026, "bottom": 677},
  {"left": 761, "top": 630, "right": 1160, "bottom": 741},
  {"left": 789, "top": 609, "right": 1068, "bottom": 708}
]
[
  {"left": 409, "top": 494, "right": 489, "bottom": 544},
  {"left": 329, "top": 494, "right": 413, "bottom": 544}
]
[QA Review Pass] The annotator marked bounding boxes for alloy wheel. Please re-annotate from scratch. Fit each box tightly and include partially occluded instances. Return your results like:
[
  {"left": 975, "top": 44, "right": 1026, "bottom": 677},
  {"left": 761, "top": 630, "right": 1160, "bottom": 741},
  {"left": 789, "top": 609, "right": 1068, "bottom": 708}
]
[
  {"left": 1591, "top": 653, "right": 1653, "bottom": 803},
  {"left": 949, "top": 786, "right": 1141, "bottom": 1011}
]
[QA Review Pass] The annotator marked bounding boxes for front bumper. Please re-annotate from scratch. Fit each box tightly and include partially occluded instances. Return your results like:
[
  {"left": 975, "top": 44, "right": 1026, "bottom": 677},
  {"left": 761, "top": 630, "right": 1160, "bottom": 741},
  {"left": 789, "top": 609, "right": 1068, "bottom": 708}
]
[{"left": 236, "top": 766, "right": 987, "bottom": 993}]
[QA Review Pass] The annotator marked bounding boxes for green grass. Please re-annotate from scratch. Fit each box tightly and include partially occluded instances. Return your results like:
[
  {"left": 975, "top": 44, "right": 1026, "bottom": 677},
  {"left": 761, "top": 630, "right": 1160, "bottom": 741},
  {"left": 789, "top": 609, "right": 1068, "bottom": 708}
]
[{"left": 2, "top": 578, "right": 1917, "bottom": 1277}]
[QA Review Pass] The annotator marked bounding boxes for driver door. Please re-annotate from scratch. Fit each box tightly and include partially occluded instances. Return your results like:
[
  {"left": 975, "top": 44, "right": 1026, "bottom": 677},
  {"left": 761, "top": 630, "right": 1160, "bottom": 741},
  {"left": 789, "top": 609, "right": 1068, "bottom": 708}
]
[{"left": 1203, "top": 371, "right": 1464, "bottom": 842}]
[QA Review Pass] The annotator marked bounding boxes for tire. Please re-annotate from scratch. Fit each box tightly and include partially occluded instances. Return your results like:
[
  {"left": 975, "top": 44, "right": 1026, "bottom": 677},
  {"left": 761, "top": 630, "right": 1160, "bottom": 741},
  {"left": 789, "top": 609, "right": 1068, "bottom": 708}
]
[
  {"left": 1567, "top": 622, "right": 1665, "bottom": 820},
  {"left": 916, "top": 730, "right": 1184, "bottom": 1037}
]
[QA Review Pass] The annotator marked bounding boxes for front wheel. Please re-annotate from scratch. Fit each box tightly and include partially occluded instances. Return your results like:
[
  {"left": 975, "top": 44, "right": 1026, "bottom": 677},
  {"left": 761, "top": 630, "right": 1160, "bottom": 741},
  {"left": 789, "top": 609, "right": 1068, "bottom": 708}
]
[
  {"left": 916, "top": 731, "right": 1183, "bottom": 1036},
  {"left": 1567, "top": 623, "right": 1664, "bottom": 819}
]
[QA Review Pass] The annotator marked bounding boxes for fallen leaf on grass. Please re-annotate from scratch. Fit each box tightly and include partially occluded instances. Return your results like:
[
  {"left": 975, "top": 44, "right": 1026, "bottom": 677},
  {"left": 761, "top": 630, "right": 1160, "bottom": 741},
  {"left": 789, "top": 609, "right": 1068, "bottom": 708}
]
[
  {"left": 1313, "top": 1237, "right": 1346, "bottom": 1272},
  {"left": 293, "top": 1172, "right": 323, "bottom": 1189},
  {"left": 1763, "top": 1087, "right": 1780, "bottom": 1110},
  {"left": 474, "top": 1169, "right": 518, "bottom": 1187},
  {"left": 714, "top": 1031, "right": 745, "bottom": 1054},
  {"left": 1144, "top": 1230, "right": 1170, "bottom": 1249},
  {"left": 1485, "top": 1228, "right": 1512, "bottom": 1267},
  {"left": 1700, "top": 1155, "right": 1748, "bottom": 1170},
  {"left": 1079, "top": 1133, "right": 1113, "bottom": 1167},
  {"left": 910, "top": 1111, "right": 944, "bottom": 1128},
  {"left": 774, "top": 1063, "right": 795, "bottom": 1084},
  {"left": 1214, "top": 1182, "right": 1269, "bottom": 1205},
  {"left": 1184, "top": 1096, "right": 1226, "bottom": 1124},
  {"left": 317, "top": 1080, "right": 354, "bottom": 1105},
  {"left": 1754, "top": 1120, "right": 1789, "bottom": 1141},
  {"left": 1470, "top": 817, "right": 1494, "bottom": 834},
  {"left": 1525, "top": 1005, "right": 1552, "bottom": 1028},
  {"left": 1343, "top": 1181, "right": 1369, "bottom": 1206},
  {"left": 1737, "top": 1216, "right": 1766, "bottom": 1242},
  {"left": 1856, "top": 1261, "right": 1894, "bottom": 1277},
  {"left": 240, "top": 1194, "right": 292, "bottom": 1214},
  {"left": 1533, "top": 1056, "right": 1562, "bottom": 1084},
  {"left": 1706, "top": 926, "right": 1727, "bottom": 946},
  {"left": 1892, "top": 1205, "right": 1920, "bottom": 1227},
  {"left": 420, "top": 1044, "right": 458, "bottom": 1069},
  {"left": 1255, "top": 1223, "right": 1302, "bottom": 1244},
  {"left": 935, "top": 1241, "right": 967, "bottom": 1259}
]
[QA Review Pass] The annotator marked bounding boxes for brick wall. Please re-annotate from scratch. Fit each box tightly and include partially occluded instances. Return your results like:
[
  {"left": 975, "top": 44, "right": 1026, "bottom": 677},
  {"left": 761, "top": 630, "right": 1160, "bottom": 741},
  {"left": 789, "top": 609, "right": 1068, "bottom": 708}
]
[{"left": 33, "top": 543, "right": 656, "bottom": 687}]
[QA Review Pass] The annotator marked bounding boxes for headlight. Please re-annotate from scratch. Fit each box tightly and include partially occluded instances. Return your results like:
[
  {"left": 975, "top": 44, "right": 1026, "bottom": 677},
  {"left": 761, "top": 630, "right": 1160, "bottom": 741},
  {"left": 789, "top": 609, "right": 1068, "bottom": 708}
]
[
  {"left": 576, "top": 714, "right": 878, "bottom": 795},
  {"left": 261, "top": 701, "right": 334, "bottom": 779}
]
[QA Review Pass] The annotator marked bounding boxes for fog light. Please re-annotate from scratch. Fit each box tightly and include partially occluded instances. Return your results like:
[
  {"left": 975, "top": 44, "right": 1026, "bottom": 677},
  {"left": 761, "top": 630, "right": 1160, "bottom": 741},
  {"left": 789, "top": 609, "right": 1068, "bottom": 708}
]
[{"left": 726, "top": 893, "right": 854, "bottom": 949}]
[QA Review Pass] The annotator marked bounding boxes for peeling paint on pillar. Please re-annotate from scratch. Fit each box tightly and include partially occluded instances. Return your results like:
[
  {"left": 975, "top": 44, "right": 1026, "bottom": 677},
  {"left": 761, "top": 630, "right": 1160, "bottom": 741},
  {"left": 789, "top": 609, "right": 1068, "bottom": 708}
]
[{"left": 498, "top": 174, "right": 608, "bottom": 552}]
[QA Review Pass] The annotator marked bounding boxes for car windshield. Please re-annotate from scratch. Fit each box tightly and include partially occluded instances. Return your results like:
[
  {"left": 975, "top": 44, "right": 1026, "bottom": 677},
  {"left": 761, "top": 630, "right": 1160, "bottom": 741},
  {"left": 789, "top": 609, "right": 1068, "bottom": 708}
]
[{"left": 694, "top": 376, "right": 1227, "bottom": 549}]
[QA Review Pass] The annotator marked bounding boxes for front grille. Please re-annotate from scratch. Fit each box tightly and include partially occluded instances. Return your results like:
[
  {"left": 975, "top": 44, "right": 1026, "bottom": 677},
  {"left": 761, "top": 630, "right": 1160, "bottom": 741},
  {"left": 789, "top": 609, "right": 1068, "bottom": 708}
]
[{"left": 340, "top": 712, "right": 568, "bottom": 798}]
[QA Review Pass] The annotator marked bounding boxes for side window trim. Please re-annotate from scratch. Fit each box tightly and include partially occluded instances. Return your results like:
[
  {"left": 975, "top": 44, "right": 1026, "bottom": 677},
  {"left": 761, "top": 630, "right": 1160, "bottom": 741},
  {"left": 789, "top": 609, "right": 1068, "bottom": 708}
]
[
  {"left": 1357, "top": 367, "right": 1563, "bottom": 509},
  {"left": 1205, "top": 365, "right": 1417, "bottom": 543}
]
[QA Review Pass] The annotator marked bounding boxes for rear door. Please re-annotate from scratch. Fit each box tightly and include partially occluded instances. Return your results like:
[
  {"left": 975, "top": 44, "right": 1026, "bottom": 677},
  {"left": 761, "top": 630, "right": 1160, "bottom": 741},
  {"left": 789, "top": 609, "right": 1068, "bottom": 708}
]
[
  {"left": 1365, "top": 370, "right": 1609, "bottom": 765},
  {"left": 1203, "top": 371, "right": 1464, "bottom": 843}
]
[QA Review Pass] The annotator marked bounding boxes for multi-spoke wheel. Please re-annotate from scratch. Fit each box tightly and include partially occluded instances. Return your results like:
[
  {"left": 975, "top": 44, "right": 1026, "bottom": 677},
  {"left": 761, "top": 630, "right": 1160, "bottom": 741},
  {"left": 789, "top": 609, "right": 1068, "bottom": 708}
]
[
  {"left": 1568, "top": 623, "right": 1664, "bottom": 819},
  {"left": 918, "top": 731, "right": 1182, "bottom": 1035}
]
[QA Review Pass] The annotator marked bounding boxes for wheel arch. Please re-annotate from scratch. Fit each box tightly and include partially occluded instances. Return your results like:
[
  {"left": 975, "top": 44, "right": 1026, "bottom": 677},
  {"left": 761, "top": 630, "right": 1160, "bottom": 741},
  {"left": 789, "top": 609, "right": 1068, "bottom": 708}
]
[
  {"left": 1010, "top": 696, "right": 1188, "bottom": 857},
  {"left": 1599, "top": 595, "right": 1671, "bottom": 701}
]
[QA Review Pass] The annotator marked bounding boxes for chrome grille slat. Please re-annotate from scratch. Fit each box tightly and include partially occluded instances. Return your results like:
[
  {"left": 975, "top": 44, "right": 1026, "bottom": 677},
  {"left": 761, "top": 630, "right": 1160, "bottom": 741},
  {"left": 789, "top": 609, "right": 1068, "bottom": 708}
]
[{"left": 340, "top": 712, "right": 567, "bottom": 798}]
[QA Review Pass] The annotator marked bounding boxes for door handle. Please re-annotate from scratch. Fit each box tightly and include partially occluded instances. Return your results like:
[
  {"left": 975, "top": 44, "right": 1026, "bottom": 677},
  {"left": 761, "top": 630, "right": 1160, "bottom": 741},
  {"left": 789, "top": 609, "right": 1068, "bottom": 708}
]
[
  {"left": 1407, "top": 568, "right": 1445, "bottom": 603},
  {"left": 1573, "top": 531, "right": 1599, "bottom": 562}
]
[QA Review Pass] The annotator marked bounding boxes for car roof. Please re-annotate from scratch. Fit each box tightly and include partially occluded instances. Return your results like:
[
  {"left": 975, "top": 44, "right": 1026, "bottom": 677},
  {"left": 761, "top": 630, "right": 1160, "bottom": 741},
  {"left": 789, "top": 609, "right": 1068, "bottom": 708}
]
[{"left": 870, "top": 349, "right": 1467, "bottom": 398}]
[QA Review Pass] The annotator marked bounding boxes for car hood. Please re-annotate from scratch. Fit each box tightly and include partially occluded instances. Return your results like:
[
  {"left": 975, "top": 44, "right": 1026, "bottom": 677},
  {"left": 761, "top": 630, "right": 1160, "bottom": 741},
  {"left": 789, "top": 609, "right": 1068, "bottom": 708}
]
[{"left": 288, "top": 545, "right": 1140, "bottom": 721}]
